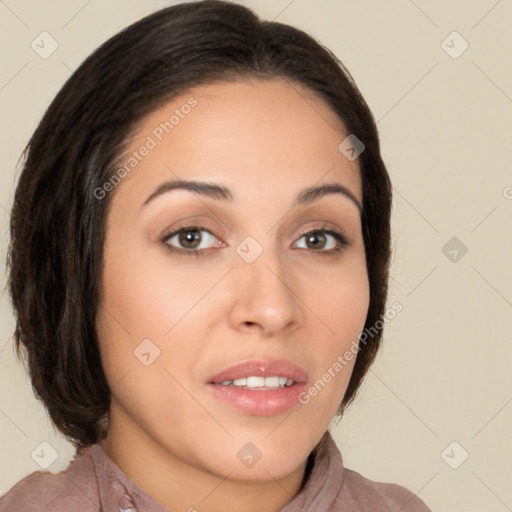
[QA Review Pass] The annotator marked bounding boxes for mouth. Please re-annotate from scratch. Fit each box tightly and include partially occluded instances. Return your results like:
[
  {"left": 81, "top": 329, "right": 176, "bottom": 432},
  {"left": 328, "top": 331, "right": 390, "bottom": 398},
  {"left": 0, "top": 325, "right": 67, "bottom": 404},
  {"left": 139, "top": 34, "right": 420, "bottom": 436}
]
[
  {"left": 214, "top": 375, "right": 295, "bottom": 389},
  {"left": 206, "top": 359, "right": 309, "bottom": 416}
]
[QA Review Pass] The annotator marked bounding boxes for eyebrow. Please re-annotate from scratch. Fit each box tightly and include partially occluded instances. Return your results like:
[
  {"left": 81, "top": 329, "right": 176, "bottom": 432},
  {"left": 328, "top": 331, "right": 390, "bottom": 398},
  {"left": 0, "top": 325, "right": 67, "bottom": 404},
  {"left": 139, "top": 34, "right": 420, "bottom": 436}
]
[{"left": 142, "top": 180, "right": 362, "bottom": 212}]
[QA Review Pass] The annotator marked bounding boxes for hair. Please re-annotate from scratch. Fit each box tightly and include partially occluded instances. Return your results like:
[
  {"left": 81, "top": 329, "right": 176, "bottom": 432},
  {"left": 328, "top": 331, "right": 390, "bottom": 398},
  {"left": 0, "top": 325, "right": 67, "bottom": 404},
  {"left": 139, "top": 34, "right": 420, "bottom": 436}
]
[{"left": 7, "top": 0, "right": 392, "bottom": 449}]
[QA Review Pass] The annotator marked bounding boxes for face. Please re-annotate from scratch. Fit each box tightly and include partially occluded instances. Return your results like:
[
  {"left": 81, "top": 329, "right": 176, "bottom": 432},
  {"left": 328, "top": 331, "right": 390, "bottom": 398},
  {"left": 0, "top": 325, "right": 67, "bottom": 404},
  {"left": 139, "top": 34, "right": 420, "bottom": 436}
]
[{"left": 96, "top": 78, "right": 369, "bottom": 482}]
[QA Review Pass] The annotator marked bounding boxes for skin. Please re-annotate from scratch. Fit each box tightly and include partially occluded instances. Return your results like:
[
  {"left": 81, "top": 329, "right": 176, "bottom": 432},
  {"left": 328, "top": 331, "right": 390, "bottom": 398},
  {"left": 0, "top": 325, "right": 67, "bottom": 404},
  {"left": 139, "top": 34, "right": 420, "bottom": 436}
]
[{"left": 96, "top": 78, "right": 369, "bottom": 512}]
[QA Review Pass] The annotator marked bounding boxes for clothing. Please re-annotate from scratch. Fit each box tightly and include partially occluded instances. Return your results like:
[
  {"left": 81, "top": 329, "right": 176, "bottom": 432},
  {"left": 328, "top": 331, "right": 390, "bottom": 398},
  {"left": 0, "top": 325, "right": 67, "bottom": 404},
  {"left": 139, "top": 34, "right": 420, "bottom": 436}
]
[{"left": 0, "top": 431, "right": 431, "bottom": 511}]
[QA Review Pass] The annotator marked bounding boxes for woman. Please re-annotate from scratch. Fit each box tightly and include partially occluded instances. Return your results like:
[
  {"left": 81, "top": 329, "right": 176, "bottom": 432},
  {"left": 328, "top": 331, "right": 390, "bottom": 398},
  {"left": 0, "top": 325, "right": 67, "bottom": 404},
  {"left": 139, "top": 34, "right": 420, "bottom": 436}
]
[{"left": 1, "top": 1, "right": 431, "bottom": 510}]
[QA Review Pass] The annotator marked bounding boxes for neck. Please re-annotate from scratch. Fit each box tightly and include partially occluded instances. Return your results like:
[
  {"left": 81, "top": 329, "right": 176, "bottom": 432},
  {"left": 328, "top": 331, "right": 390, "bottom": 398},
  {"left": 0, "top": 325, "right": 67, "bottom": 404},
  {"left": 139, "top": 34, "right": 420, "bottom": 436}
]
[{"left": 100, "top": 410, "right": 309, "bottom": 512}]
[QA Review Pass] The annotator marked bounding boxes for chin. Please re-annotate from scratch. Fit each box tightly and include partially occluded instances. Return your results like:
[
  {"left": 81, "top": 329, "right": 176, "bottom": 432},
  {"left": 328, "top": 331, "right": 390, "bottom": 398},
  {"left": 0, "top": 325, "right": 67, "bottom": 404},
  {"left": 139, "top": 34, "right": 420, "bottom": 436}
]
[{"left": 182, "top": 426, "right": 317, "bottom": 482}]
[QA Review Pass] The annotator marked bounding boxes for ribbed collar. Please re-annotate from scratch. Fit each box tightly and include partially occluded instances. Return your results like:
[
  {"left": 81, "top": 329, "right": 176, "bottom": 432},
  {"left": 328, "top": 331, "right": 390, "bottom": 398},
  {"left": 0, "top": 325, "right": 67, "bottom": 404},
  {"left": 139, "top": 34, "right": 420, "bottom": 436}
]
[{"left": 281, "top": 430, "right": 345, "bottom": 511}]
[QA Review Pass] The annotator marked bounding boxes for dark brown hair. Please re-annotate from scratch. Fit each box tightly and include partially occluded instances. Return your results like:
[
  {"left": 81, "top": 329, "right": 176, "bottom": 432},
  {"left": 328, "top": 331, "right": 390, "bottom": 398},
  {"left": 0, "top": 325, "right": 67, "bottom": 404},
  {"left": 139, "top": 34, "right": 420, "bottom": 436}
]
[{"left": 7, "top": 0, "right": 391, "bottom": 449}]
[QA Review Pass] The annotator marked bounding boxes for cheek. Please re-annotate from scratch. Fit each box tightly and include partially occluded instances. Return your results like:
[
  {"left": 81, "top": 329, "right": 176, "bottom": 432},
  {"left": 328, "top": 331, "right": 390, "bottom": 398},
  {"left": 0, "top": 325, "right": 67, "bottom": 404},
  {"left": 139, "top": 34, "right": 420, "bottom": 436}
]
[
  {"left": 98, "top": 232, "right": 224, "bottom": 341},
  {"left": 296, "top": 251, "right": 369, "bottom": 412},
  {"left": 304, "top": 250, "right": 370, "bottom": 344},
  {"left": 94, "top": 245, "right": 213, "bottom": 445},
  {"left": 95, "top": 234, "right": 228, "bottom": 401}
]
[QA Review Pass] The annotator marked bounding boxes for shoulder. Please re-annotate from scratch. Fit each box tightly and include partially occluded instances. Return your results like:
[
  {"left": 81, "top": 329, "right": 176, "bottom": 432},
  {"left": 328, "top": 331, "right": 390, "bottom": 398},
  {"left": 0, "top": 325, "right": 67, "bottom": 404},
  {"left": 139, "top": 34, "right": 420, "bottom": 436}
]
[
  {"left": 0, "top": 448, "right": 100, "bottom": 512},
  {"left": 341, "top": 467, "right": 431, "bottom": 512}
]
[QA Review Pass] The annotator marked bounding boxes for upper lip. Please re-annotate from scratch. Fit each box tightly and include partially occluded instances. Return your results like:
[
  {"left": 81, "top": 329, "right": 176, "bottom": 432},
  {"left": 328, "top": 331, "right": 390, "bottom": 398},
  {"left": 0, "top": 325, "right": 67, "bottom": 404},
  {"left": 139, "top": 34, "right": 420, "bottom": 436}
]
[{"left": 208, "top": 359, "right": 309, "bottom": 384}]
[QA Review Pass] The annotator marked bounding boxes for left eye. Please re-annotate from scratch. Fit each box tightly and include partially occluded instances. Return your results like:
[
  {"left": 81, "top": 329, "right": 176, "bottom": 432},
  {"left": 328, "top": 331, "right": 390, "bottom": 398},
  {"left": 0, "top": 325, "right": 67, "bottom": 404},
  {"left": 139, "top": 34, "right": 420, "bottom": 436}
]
[{"left": 294, "top": 230, "right": 344, "bottom": 251}]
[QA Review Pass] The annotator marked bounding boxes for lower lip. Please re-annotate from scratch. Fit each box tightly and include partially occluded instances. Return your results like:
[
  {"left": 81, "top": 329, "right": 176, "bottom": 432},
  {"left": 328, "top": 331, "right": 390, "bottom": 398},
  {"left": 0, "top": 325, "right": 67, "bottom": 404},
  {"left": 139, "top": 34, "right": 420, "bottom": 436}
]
[{"left": 206, "top": 382, "right": 307, "bottom": 416}]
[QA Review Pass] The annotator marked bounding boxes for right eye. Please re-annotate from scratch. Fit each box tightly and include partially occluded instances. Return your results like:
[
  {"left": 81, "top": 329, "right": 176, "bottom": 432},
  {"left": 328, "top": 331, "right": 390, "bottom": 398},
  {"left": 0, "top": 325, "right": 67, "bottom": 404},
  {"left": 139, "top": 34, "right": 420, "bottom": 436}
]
[{"left": 160, "top": 226, "right": 223, "bottom": 256}]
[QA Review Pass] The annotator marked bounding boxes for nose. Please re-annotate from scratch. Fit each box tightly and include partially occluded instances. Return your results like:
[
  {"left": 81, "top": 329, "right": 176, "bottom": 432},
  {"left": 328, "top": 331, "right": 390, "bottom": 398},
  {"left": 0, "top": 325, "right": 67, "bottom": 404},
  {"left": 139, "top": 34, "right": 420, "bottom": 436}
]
[{"left": 227, "top": 245, "right": 304, "bottom": 337}]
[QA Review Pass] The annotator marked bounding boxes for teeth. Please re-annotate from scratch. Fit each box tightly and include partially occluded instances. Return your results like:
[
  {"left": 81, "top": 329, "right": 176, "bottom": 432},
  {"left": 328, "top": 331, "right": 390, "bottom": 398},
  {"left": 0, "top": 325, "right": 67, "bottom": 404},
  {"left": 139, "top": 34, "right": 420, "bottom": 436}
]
[
  {"left": 264, "top": 376, "right": 279, "bottom": 388},
  {"left": 218, "top": 376, "right": 295, "bottom": 389},
  {"left": 247, "top": 376, "right": 265, "bottom": 388}
]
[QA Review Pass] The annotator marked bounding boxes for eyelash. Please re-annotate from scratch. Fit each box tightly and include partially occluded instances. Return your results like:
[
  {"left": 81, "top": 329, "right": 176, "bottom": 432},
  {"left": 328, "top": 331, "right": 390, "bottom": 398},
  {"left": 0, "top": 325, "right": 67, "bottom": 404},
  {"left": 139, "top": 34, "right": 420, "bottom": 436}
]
[{"left": 159, "top": 225, "right": 349, "bottom": 258}]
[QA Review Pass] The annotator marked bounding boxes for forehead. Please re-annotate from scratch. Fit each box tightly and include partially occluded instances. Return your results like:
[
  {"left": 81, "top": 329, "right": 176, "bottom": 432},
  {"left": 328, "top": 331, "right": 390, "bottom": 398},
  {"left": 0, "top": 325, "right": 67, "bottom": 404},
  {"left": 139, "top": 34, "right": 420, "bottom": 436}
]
[{"left": 112, "top": 78, "right": 362, "bottom": 206}]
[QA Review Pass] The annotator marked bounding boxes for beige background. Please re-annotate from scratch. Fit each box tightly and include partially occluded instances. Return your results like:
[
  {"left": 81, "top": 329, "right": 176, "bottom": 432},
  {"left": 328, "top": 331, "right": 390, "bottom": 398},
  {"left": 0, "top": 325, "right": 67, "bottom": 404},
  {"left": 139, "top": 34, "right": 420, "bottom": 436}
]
[{"left": 1, "top": 1, "right": 511, "bottom": 510}]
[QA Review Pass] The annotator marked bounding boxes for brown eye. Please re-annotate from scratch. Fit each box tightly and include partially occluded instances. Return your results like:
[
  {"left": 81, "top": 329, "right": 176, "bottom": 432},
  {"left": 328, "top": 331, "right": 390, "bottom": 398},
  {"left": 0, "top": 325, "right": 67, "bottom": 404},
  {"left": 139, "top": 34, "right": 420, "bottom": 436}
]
[
  {"left": 178, "top": 229, "right": 202, "bottom": 249},
  {"left": 163, "top": 227, "right": 219, "bottom": 253},
  {"left": 304, "top": 232, "right": 327, "bottom": 250},
  {"left": 294, "top": 229, "right": 348, "bottom": 254}
]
